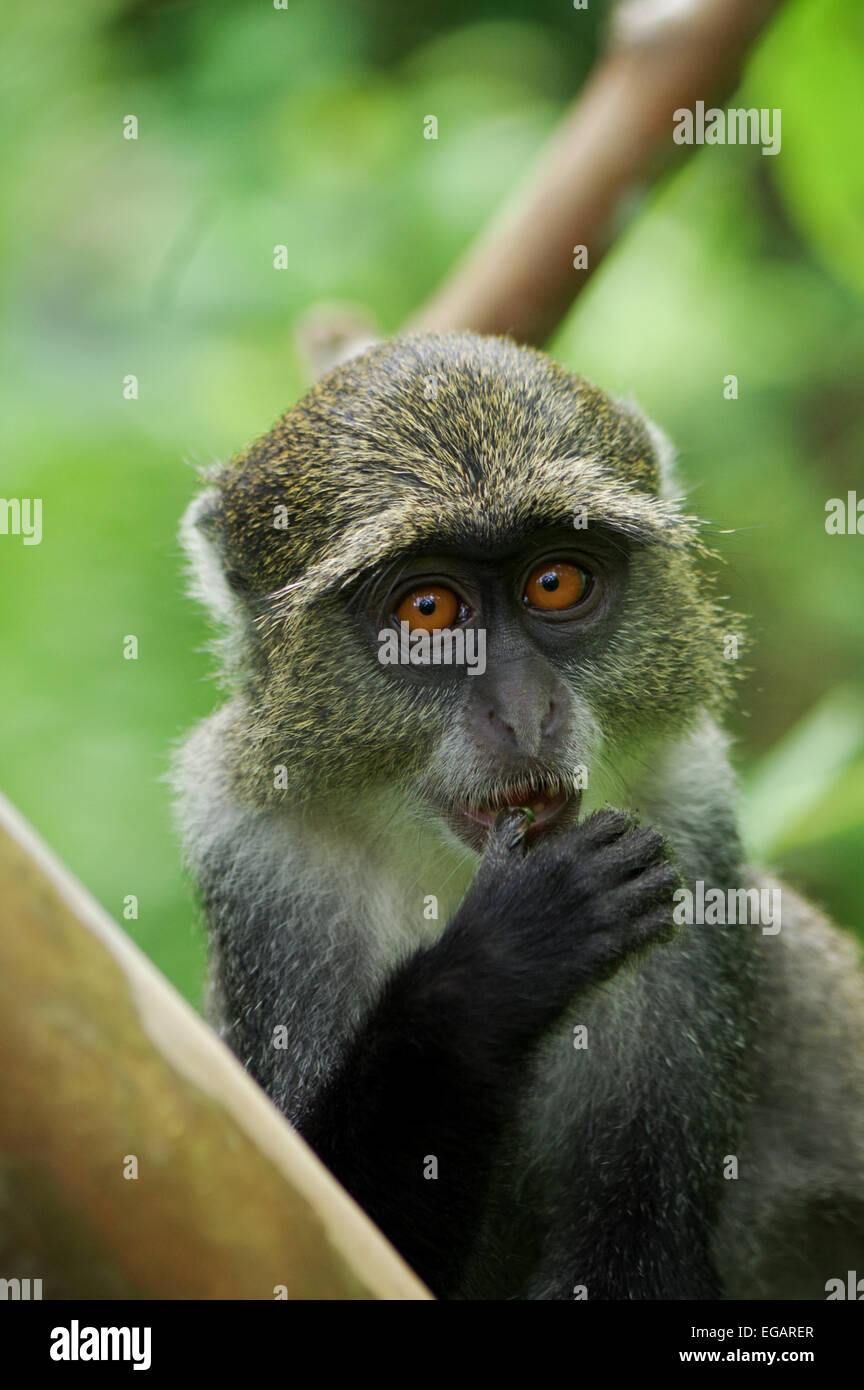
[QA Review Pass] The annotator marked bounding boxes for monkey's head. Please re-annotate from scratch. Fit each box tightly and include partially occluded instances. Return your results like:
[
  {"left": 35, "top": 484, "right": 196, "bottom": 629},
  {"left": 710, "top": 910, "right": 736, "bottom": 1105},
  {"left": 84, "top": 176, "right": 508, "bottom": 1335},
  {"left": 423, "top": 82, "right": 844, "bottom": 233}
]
[{"left": 184, "top": 332, "right": 734, "bottom": 853}]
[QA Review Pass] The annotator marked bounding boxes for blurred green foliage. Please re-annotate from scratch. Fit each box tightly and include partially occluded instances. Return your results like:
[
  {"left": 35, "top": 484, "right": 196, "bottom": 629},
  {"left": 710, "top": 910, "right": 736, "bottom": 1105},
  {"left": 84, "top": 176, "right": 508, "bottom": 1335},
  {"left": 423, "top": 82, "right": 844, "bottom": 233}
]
[{"left": 1, "top": 0, "right": 862, "bottom": 1005}]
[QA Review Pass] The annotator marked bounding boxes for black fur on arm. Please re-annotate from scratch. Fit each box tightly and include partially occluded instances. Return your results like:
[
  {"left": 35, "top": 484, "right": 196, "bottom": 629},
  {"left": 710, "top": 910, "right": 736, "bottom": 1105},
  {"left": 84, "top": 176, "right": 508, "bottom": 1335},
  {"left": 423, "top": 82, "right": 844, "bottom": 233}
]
[
  {"left": 297, "top": 925, "right": 532, "bottom": 1298},
  {"left": 297, "top": 809, "right": 681, "bottom": 1298}
]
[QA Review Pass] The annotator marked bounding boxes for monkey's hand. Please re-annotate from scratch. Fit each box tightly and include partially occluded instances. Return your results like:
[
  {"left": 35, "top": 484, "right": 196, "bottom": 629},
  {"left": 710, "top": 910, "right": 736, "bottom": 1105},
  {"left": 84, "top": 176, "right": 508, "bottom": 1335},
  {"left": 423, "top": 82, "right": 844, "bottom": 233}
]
[
  {"left": 297, "top": 809, "right": 679, "bottom": 1298},
  {"left": 435, "top": 808, "right": 680, "bottom": 1056}
]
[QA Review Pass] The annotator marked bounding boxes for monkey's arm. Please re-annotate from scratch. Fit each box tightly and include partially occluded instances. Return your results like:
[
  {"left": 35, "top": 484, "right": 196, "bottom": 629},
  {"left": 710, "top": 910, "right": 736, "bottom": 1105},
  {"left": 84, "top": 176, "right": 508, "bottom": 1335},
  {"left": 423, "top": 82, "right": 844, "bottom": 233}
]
[
  {"left": 296, "top": 929, "right": 527, "bottom": 1298},
  {"left": 297, "top": 810, "right": 679, "bottom": 1298}
]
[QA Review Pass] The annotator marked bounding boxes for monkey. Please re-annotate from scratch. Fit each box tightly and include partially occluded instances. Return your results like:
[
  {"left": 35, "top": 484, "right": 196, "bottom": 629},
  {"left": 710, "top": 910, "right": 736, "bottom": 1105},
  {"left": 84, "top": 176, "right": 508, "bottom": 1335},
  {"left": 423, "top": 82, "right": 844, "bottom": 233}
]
[{"left": 174, "top": 331, "right": 864, "bottom": 1300}]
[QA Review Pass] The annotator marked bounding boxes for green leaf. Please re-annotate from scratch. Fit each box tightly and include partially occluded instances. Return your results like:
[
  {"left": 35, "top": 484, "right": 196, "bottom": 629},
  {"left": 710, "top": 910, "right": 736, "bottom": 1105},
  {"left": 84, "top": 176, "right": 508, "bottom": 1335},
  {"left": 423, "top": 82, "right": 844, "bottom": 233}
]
[
  {"left": 741, "top": 687, "right": 864, "bottom": 858},
  {"left": 750, "top": 0, "right": 864, "bottom": 297}
]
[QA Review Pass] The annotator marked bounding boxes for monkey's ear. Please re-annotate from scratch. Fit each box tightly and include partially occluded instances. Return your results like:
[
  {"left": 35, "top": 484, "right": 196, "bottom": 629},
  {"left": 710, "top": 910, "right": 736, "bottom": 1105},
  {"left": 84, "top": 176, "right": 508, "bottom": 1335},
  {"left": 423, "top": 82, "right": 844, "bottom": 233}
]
[
  {"left": 643, "top": 418, "right": 681, "bottom": 503},
  {"left": 180, "top": 487, "right": 248, "bottom": 627},
  {"left": 610, "top": 391, "right": 682, "bottom": 502}
]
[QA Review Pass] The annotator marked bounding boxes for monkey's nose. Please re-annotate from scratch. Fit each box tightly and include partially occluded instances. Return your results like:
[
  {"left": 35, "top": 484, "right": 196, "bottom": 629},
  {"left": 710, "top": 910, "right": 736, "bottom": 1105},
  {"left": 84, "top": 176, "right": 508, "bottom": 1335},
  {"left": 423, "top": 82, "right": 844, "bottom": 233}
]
[
  {"left": 469, "top": 688, "right": 565, "bottom": 759},
  {"left": 488, "top": 697, "right": 562, "bottom": 755}
]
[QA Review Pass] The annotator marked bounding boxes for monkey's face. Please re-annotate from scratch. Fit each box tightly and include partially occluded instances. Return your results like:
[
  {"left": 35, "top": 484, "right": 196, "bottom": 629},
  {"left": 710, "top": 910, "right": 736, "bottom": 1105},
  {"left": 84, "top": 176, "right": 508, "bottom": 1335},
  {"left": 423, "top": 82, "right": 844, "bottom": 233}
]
[
  {"left": 350, "top": 523, "right": 626, "bottom": 853},
  {"left": 187, "top": 333, "right": 735, "bottom": 845}
]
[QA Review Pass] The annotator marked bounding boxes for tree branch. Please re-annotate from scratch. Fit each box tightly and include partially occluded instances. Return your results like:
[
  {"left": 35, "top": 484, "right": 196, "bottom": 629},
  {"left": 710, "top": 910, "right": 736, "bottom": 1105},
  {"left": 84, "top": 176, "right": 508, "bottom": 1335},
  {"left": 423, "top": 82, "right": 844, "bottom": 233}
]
[
  {"left": 407, "top": 0, "right": 785, "bottom": 345},
  {"left": 0, "top": 792, "right": 430, "bottom": 1300}
]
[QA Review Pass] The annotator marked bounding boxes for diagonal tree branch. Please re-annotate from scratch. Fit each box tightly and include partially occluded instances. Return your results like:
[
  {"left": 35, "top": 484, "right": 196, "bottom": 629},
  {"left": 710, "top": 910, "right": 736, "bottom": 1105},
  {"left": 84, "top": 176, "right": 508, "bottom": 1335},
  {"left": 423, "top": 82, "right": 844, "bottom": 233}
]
[
  {"left": 407, "top": 0, "right": 785, "bottom": 346},
  {"left": 0, "top": 792, "right": 430, "bottom": 1300}
]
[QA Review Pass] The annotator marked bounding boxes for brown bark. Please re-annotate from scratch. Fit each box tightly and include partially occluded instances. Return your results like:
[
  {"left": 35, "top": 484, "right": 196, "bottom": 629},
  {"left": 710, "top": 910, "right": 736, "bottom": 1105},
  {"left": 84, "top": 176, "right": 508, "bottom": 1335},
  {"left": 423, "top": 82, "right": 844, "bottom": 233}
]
[
  {"left": 407, "top": 0, "right": 785, "bottom": 346},
  {"left": 0, "top": 792, "right": 430, "bottom": 1300}
]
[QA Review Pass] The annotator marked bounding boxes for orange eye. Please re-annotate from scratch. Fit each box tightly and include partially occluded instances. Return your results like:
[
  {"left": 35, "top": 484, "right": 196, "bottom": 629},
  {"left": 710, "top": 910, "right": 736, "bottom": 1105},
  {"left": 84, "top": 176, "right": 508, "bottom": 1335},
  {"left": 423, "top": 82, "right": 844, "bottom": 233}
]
[
  {"left": 524, "top": 561, "right": 588, "bottom": 611},
  {"left": 395, "top": 585, "right": 460, "bottom": 632}
]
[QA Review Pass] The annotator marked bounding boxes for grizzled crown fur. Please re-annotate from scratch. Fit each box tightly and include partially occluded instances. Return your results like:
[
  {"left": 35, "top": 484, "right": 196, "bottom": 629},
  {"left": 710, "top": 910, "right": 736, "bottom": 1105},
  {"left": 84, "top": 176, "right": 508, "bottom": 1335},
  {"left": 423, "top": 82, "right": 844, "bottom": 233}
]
[
  {"left": 179, "top": 331, "right": 738, "bottom": 806},
  {"left": 182, "top": 333, "right": 693, "bottom": 637}
]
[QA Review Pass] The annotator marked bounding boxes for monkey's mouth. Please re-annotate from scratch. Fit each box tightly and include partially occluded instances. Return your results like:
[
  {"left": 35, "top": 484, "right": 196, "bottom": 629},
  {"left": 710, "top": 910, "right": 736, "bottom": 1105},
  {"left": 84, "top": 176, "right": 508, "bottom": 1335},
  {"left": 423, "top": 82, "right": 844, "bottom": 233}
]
[{"left": 448, "top": 782, "right": 575, "bottom": 851}]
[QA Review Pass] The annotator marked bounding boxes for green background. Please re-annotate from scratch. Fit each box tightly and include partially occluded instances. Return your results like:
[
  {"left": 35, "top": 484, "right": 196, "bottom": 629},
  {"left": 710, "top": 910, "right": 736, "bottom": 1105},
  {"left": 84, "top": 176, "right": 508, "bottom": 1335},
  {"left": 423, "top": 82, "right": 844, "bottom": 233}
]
[{"left": 1, "top": 0, "right": 862, "bottom": 1005}]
